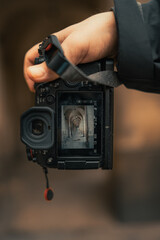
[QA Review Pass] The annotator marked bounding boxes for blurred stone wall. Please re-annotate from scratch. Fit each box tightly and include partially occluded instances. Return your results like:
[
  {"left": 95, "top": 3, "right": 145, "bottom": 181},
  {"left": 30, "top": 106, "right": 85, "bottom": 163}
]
[
  {"left": 113, "top": 86, "right": 160, "bottom": 221},
  {"left": 0, "top": 0, "right": 160, "bottom": 224}
]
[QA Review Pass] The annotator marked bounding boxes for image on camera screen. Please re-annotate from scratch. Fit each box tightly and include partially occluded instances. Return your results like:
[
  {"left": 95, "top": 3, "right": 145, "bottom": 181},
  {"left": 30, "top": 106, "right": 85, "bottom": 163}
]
[{"left": 61, "top": 105, "right": 94, "bottom": 149}]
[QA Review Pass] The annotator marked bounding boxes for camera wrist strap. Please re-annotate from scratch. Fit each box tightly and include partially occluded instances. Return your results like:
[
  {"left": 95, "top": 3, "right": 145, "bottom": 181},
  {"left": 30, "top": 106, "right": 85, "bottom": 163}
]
[
  {"left": 43, "top": 167, "right": 54, "bottom": 201},
  {"left": 35, "top": 35, "right": 121, "bottom": 88}
]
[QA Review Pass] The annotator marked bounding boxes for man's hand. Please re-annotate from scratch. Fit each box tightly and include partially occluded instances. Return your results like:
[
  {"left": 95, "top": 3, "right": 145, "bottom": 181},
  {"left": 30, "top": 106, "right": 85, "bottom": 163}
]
[{"left": 24, "top": 12, "right": 117, "bottom": 92}]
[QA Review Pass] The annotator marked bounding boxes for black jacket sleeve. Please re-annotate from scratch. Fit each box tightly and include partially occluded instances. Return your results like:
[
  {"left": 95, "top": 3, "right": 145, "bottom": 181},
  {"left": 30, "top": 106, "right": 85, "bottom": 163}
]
[{"left": 113, "top": 0, "right": 160, "bottom": 93}]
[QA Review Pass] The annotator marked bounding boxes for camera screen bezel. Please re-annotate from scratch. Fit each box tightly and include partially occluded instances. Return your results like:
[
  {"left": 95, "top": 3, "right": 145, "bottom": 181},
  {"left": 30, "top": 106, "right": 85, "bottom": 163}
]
[{"left": 57, "top": 91, "right": 103, "bottom": 157}]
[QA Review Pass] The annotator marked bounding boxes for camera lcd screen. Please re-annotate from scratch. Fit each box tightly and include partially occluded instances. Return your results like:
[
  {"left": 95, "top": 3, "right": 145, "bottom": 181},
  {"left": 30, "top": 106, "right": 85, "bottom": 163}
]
[
  {"left": 57, "top": 91, "right": 103, "bottom": 157},
  {"left": 61, "top": 105, "right": 94, "bottom": 149}
]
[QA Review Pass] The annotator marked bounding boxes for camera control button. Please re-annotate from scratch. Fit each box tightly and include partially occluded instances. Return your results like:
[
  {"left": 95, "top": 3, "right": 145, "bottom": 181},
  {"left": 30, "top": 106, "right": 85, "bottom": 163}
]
[
  {"left": 47, "top": 157, "right": 54, "bottom": 164},
  {"left": 45, "top": 87, "right": 50, "bottom": 93},
  {"left": 40, "top": 92, "right": 47, "bottom": 98},
  {"left": 53, "top": 82, "right": 60, "bottom": 88},
  {"left": 46, "top": 95, "right": 55, "bottom": 104}
]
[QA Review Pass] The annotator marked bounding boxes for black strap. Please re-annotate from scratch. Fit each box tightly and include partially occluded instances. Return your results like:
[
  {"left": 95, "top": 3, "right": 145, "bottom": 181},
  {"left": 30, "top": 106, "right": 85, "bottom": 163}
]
[
  {"left": 37, "top": 35, "right": 121, "bottom": 88},
  {"left": 114, "top": 0, "right": 154, "bottom": 81}
]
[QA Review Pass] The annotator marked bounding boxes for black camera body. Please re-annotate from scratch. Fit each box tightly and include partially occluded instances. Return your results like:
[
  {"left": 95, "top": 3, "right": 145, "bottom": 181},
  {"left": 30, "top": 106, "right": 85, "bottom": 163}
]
[{"left": 21, "top": 60, "right": 114, "bottom": 170}]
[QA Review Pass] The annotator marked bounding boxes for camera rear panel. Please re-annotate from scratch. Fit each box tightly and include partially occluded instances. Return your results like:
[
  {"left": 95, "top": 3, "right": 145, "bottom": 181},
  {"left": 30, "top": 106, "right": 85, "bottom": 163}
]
[
  {"left": 21, "top": 60, "right": 114, "bottom": 170},
  {"left": 33, "top": 77, "right": 113, "bottom": 169}
]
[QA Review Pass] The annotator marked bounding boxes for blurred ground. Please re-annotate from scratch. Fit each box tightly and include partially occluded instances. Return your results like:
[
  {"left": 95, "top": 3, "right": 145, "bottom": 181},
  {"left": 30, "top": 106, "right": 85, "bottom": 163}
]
[{"left": 1, "top": 151, "right": 160, "bottom": 240}]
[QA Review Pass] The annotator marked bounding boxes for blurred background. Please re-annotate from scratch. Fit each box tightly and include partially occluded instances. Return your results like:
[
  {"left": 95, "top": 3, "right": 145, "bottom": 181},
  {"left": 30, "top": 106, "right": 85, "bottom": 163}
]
[{"left": 0, "top": 0, "right": 160, "bottom": 239}]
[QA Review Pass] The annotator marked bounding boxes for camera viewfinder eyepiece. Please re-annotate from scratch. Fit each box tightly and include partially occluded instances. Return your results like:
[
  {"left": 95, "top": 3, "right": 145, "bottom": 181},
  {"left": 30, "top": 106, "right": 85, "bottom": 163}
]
[
  {"left": 20, "top": 106, "right": 54, "bottom": 149},
  {"left": 32, "top": 119, "right": 44, "bottom": 136}
]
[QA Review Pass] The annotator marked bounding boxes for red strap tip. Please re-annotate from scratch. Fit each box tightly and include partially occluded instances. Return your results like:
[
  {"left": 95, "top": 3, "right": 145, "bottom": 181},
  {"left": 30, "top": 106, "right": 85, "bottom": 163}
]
[
  {"left": 44, "top": 188, "right": 54, "bottom": 201},
  {"left": 45, "top": 43, "right": 52, "bottom": 51}
]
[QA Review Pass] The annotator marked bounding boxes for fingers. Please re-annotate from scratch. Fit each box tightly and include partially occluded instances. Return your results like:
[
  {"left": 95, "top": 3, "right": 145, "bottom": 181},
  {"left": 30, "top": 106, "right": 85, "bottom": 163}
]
[
  {"left": 24, "top": 25, "right": 78, "bottom": 92},
  {"left": 24, "top": 40, "right": 60, "bottom": 92},
  {"left": 61, "top": 32, "right": 89, "bottom": 65}
]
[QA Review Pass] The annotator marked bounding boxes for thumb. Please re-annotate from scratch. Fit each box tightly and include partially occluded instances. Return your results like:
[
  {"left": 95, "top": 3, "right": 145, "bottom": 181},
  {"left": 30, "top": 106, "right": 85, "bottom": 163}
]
[
  {"left": 27, "top": 61, "right": 59, "bottom": 87},
  {"left": 27, "top": 35, "right": 81, "bottom": 88}
]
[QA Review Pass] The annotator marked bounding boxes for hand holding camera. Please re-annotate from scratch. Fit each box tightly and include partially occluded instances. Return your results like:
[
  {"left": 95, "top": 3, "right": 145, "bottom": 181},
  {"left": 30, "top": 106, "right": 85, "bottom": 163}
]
[
  {"left": 24, "top": 12, "right": 117, "bottom": 92},
  {"left": 21, "top": 35, "right": 119, "bottom": 170}
]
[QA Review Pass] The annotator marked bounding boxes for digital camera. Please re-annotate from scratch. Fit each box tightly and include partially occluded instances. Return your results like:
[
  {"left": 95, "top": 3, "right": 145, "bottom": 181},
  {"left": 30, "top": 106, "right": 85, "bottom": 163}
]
[{"left": 21, "top": 36, "right": 115, "bottom": 170}]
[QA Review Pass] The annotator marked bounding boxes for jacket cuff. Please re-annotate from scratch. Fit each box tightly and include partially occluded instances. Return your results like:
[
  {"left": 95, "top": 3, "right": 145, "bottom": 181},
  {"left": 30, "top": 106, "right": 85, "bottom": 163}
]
[{"left": 112, "top": 0, "right": 156, "bottom": 93}]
